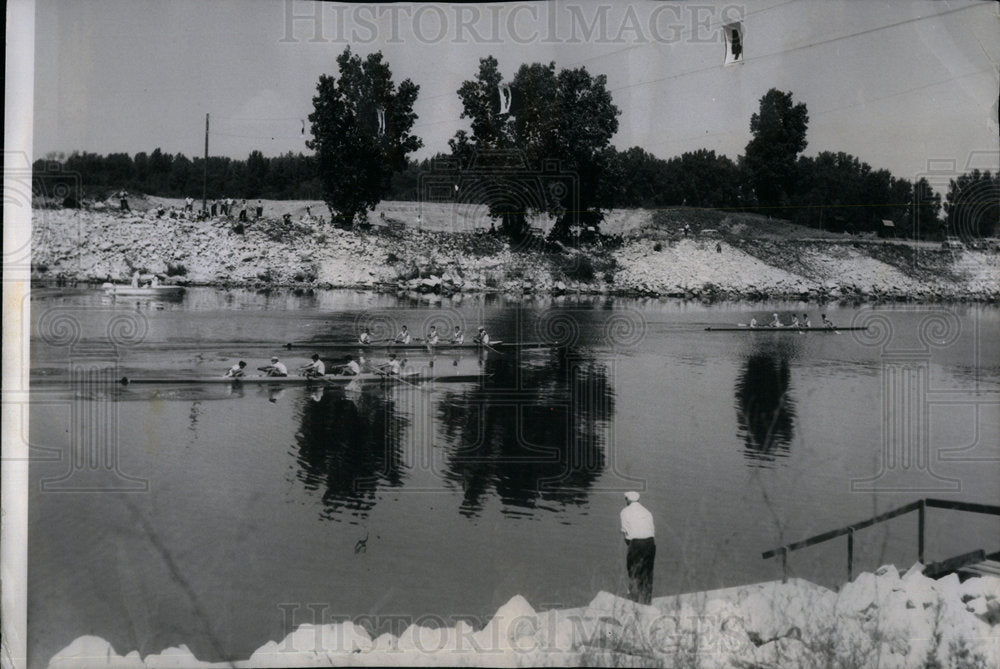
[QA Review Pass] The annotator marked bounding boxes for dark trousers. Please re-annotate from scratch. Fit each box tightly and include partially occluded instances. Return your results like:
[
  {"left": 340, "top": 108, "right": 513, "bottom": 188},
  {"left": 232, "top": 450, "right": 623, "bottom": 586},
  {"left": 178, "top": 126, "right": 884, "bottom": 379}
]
[{"left": 626, "top": 538, "right": 655, "bottom": 604}]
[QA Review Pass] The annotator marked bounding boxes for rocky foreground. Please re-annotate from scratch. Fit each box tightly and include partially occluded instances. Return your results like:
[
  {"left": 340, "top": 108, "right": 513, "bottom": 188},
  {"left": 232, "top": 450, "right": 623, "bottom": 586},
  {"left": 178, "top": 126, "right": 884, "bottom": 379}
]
[
  {"left": 48, "top": 564, "right": 999, "bottom": 667},
  {"left": 30, "top": 204, "right": 1000, "bottom": 301}
]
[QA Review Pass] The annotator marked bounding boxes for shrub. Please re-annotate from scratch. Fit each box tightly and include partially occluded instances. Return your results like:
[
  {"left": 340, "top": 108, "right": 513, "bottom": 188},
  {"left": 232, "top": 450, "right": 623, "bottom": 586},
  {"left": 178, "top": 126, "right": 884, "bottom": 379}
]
[
  {"left": 653, "top": 242, "right": 663, "bottom": 252},
  {"left": 166, "top": 263, "right": 187, "bottom": 276}
]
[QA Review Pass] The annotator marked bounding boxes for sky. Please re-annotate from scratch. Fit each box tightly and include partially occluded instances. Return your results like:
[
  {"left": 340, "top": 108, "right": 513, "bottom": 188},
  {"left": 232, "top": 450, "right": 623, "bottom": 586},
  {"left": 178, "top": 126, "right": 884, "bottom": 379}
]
[{"left": 32, "top": 0, "right": 1000, "bottom": 181}]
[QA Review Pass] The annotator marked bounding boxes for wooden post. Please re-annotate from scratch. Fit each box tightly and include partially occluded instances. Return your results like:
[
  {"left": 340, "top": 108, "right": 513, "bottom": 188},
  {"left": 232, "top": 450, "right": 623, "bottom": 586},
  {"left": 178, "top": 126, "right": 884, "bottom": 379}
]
[
  {"left": 918, "top": 499, "right": 926, "bottom": 564},
  {"left": 847, "top": 528, "right": 855, "bottom": 582},
  {"left": 202, "top": 113, "right": 209, "bottom": 215}
]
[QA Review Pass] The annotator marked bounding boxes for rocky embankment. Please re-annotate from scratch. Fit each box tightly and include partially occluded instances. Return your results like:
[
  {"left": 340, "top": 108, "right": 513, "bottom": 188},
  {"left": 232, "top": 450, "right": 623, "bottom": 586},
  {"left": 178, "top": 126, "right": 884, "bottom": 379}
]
[
  {"left": 48, "top": 564, "right": 1000, "bottom": 667},
  {"left": 30, "top": 205, "right": 1000, "bottom": 301}
]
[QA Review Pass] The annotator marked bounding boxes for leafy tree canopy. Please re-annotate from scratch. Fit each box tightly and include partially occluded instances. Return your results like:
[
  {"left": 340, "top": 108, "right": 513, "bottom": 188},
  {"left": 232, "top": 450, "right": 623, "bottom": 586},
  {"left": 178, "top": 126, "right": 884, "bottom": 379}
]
[{"left": 307, "top": 47, "right": 422, "bottom": 227}]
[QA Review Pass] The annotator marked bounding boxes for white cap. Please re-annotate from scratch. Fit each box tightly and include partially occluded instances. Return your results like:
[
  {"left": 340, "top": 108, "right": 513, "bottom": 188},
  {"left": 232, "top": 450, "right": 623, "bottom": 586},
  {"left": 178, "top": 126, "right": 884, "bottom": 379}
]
[
  {"left": 624, "top": 491, "right": 640, "bottom": 502},
  {"left": 271, "top": 356, "right": 279, "bottom": 361}
]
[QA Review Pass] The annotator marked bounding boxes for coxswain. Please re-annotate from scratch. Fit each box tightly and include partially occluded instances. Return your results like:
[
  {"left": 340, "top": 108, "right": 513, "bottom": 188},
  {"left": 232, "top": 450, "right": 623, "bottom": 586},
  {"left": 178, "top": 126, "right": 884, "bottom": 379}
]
[
  {"left": 770, "top": 313, "right": 783, "bottom": 327},
  {"left": 359, "top": 328, "right": 372, "bottom": 345},
  {"left": 452, "top": 325, "right": 464, "bottom": 344},
  {"left": 299, "top": 353, "right": 325, "bottom": 378},
  {"left": 474, "top": 326, "right": 490, "bottom": 345},
  {"left": 821, "top": 314, "right": 835, "bottom": 328},
  {"left": 395, "top": 326, "right": 411, "bottom": 344},
  {"left": 224, "top": 360, "right": 247, "bottom": 378},
  {"left": 426, "top": 326, "right": 440, "bottom": 345},
  {"left": 260, "top": 356, "right": 288, "bottom": 377}
]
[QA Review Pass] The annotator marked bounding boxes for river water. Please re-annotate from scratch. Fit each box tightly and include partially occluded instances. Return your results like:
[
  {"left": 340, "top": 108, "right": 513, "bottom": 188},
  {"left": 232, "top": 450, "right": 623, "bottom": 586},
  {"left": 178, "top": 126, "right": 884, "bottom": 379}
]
[{"left": 27, "top": 288, "right": 1000, "bottom": 666}]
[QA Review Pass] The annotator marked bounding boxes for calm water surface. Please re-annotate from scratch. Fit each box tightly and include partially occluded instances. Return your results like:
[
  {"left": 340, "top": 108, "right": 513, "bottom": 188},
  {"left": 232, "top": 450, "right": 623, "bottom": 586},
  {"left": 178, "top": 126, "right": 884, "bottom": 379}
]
[{"left": 28, "top": 288, "right": 1000, "bottom": 666}]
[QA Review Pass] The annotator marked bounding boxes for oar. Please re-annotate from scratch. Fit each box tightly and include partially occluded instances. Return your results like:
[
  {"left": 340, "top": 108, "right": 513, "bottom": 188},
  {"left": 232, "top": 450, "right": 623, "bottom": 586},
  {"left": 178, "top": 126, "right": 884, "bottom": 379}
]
[{"left": 478, "top": 340, "right": 504, "bottom": 356}]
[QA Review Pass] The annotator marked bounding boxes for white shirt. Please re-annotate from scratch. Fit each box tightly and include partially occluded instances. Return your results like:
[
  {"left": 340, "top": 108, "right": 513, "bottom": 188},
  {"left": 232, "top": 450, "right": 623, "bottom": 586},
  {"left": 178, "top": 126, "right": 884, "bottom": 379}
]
[
  {"left": 268, "top": 361, "right": 288, "bottom": 376},
  {"left": 305, "top": 360, "right": 325, "bottom": 375},
  {"left": 477, "top": 332, "right": 490, "bottom": 345},
  {"left": 452, "top": 331, "right": 464, "bottom": 344},
  {"left": 427, "top": 332, "right": 439, "bottom": 345},
  {"left": 396, "top": 331, "right": 411, "bottom": 344},
  {"left": 226, "top": 364, "right": 245, "bottom": 377},
  {"left": 387, "top": 359, "right": 400, "bottom": 375},
  {"left": 345, "top": 360, "right": 361, "bottom": 375},
  {"left": 620, "top": 502, "right": 655, "bottom": 540},
  {"left": 359, "top": 333, "right": 371, "bottom": 344}
]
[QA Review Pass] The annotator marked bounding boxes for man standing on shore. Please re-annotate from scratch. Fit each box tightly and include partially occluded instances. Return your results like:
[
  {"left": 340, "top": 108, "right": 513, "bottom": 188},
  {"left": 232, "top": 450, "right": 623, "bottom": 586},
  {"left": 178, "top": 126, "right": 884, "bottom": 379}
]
[{"left": 620, "top": 491, "right": 656, "bottom": 605}]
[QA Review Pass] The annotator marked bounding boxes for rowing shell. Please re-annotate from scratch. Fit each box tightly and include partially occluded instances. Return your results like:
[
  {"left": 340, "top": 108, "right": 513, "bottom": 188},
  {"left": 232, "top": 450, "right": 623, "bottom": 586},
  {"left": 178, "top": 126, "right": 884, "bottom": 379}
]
[
  {"left": 285, "top": 340, "right": 545, "bottom": 350},
  {"left": 703, "top": 326, "right": 868, "bottom": 332},
  {"left": 119, "top": 372, "right": 489, "bottom": 385}
]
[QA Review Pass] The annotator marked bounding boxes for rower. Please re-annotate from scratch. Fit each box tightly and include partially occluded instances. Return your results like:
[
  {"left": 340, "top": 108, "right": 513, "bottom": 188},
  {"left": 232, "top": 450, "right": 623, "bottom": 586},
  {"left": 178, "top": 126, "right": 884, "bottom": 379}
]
[
  {"left": 803, "top": 314, "right": 811, "bottom": 327},
  {"left": 224, "top": 360, "right": 247, "bottom": 378},
  {"left": 381, "top": 353, "right": 401, "bottom": 376},
  {"left": 770, "top": 313, "right": 783, "bottom": 327},
  {"left": 821, "top": 314, "right": 835, "bottom": 328},
  {"left": 299, "top": 353, "right": 326, "bottom": 378},
  {"left": 130, "top": 271, "right": 140, "bottom": 288},
  {"left": 749, "top": 318, "right": 758, "bottom": 328},
  {"left": 452, "top": 325, "right": 464, "bottom": 344},
  {"left": 789, "top": 315, "right": 800, "bottom": 328},
  {"left": 359, "top": 328, "right": 372, "bottom": 345},
  {"left": 395, "top": 325, "right": 411, "bottom": 344},
  {"left": 341, "top": 355, "right": 362, "bottom": 376},
  {"left": 474, "top": 326, "right": 490, "bottom": 345},
  {"left": 260, "top": 356, "right": 288, "bottom": 377},
  {"left": 426, "top": 326, "right": 440, "bottom": 345}
]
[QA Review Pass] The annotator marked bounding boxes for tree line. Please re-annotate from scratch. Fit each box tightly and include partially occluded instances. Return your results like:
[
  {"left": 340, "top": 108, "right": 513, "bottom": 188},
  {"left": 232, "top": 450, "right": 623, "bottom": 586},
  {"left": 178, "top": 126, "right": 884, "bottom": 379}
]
[{"left": 36, "top": 47, "right": 998, "bottom": 241}]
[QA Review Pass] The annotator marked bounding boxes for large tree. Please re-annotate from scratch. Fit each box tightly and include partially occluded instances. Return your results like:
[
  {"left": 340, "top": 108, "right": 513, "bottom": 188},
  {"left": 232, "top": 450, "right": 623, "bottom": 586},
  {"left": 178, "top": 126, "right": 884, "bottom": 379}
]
[
  {"left": 944, "top": 170, "right": 999, "bottom": 238},
  {"left": 453, "top": 56, "right": 619, "bottom": 241},
  {"left": 308, "top": 47, "right": 422, "bottom": 227},
  {"left": 743, "top": 89, "right": 809, "bottom": 214}
]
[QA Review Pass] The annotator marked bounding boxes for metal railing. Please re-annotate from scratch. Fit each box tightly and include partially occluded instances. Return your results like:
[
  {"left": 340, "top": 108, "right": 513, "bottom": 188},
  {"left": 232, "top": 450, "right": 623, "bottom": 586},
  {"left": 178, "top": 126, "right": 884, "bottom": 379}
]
[{"left": 762, "top": 498, "right": 1000, "bottom": 582}]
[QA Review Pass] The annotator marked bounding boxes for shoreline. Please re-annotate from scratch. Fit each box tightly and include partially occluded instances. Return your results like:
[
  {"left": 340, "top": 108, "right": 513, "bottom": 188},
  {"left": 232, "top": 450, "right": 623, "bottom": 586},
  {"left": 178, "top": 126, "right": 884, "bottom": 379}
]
[
  {"left": 31, "top": 202, "right": 1000, "bottom": 303},
  {"left": 47, "top": 565, "right": 1000, "bottom": 668}
]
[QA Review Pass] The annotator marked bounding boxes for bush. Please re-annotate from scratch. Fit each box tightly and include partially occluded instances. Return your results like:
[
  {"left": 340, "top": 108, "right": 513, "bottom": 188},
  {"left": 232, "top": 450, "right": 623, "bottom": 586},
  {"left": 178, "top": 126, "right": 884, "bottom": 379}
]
[
  {"left": 166, "top": 262, "right": 187, "bottom": 276},
  {"left": 653, "top": 242, "right": 663, "bottom": 252},
  {"left": 386, "top": 252, "right": 400, "bottom": 263}
]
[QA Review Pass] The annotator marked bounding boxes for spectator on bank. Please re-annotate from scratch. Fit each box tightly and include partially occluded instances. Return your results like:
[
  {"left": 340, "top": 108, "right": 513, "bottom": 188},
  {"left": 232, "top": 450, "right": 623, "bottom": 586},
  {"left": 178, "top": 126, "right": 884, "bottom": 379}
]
[
  {"left": 620, "top": 491, "right": 656, "bottom": 605},
  {"left": 118, "top": 190, "right": 130, "bottom": 212},
  {"left": 185, "top": 196, "right": 193, "bottom": 212},
  {"left": 210, "top": 200, "right": 218, "bottom": 217},
  {"left": 256, "top": 200, "right": 263, "bottom": 219},
  {"left": 239, "top": 200, "right": 248, "bottom": 222}
]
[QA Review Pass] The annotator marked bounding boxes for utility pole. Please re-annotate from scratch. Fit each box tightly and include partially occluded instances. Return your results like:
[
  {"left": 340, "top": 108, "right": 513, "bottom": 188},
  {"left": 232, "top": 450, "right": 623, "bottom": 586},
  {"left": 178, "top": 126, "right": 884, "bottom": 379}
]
[{"left": 202, "top": 113, "right": 209, "bottom": 215}]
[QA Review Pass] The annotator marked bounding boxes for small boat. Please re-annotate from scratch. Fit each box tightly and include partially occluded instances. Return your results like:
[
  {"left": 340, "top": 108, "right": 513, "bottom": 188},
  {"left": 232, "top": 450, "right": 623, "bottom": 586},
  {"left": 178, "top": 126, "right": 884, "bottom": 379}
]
[
  {"left": 704, "top": 326, "right": 868, "bottom": 332},
  {"left": 103, "top": 283, "right": 186, "bottom": 297},
  {"left": 118, "top": 372, "right": 489, "bottom": 385}
]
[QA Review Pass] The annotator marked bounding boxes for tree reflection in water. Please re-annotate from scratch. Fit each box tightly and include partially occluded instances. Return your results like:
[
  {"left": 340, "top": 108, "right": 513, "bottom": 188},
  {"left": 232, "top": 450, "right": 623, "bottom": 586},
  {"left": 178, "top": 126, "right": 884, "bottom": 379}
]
[
  {"left": 734, "top": 341, "right": 798, "bottom": 465},
  {"left": 292, "top": 386, "right": 407, "bottom": 521},
  {"left": 436, "top": 347, "right": 614, "bottom": 517}
]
